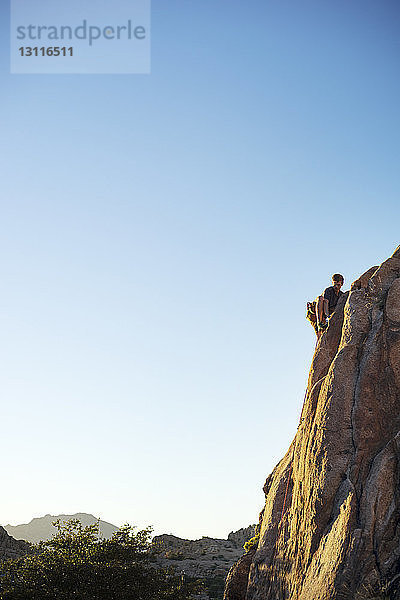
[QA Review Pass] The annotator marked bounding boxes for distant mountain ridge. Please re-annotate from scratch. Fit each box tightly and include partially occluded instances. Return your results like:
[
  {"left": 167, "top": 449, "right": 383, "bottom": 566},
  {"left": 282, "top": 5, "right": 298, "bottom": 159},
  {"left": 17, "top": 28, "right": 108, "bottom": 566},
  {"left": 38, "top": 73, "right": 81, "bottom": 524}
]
[{"left": 4, "top": 513, "right": 118, "bottom": 543}]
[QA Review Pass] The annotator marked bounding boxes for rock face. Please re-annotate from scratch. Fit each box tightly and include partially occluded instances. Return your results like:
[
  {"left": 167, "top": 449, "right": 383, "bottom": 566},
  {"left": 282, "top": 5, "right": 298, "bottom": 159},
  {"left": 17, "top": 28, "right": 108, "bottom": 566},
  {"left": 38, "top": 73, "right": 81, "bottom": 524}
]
[
  {"left": 225, "top": 245, "right": 400, "bottom": 600},
  {"left": 0, "top": 526, "right": 30, "bottom": 561}
]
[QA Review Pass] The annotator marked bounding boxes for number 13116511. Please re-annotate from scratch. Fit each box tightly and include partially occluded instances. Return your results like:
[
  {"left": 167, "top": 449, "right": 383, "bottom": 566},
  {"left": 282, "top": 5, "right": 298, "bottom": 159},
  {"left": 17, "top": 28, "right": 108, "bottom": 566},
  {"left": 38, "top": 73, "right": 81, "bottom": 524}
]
[{"left": 19, "top": 47, "right": 73, "bottom": 56}]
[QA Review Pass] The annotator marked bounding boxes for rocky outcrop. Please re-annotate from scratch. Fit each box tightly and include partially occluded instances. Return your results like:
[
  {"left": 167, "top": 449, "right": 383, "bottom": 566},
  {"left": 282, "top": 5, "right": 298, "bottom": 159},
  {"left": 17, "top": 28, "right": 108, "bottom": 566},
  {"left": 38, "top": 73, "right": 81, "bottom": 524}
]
[
  {"left": 228, "top": 526, "right": 257, "bottom": 549},
  {"left": 153, "top": 535, "right": 248, "bottom": 578},
  {"left": 225, "top": 245, "right": 400, "bottom": 600},
  {"left": 153, "top": 528, "right": 255, "bottom": 581},
  {"left": 0, "top": 526, "right": 30, "bottom": 561}
]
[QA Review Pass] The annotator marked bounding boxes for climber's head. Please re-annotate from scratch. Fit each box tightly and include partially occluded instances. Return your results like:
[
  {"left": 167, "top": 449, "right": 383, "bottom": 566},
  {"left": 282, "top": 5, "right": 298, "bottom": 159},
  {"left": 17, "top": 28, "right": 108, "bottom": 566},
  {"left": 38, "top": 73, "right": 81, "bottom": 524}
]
[{"left": 332, "top": 273, "right": 344, "bottom": 291}]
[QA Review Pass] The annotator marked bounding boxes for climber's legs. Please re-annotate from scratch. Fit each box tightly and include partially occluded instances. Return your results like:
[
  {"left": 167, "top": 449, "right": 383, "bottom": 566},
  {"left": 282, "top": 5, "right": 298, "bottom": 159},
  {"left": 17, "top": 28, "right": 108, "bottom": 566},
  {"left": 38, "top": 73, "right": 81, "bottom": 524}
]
[{"left": 316, "top": 295, "right": 329, "bottom": 338}]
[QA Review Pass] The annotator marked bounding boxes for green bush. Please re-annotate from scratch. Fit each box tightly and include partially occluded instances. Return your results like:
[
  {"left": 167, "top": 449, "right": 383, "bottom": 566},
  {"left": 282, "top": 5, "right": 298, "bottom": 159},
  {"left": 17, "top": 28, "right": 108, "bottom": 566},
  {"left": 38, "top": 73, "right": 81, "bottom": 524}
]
[
  {"left": 243, "top": 533, "right": 259, "bottom": 554},
  {"left": 0, "top": 519, "right": 201, "bottom": 600}
]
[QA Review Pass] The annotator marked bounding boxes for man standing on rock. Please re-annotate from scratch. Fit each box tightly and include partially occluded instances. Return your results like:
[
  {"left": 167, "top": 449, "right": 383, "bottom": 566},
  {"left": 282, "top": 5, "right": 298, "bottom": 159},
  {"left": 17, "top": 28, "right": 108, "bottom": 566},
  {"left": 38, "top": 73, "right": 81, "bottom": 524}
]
[{"left": 316, "top": 274, "right": 345, "bottom": 338}]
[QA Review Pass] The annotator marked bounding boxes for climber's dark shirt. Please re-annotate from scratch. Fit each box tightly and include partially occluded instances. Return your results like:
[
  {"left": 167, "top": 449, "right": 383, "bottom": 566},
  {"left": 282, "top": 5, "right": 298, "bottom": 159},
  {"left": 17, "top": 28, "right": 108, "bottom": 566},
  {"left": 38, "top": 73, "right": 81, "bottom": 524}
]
[{"left": 323, "top": 286, "right": 344, "bottom": 315}]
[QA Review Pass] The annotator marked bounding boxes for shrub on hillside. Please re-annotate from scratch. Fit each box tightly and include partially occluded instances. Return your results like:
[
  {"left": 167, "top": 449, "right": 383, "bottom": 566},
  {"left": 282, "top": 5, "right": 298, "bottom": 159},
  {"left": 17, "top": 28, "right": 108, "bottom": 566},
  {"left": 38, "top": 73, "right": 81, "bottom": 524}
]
[
  {"left": 0, "top": 519, "right": 201, "bottom": 600},
  {"left": 243, "top": 533, "right": 259, "bottom": 554}
]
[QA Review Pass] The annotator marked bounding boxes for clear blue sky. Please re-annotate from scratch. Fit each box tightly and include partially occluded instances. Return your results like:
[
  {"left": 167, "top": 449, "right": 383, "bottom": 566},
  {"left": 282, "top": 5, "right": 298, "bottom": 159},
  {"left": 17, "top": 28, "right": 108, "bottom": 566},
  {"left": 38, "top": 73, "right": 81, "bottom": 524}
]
[{"left": 1, "top": 0, "right": 399, "bottom": 539}]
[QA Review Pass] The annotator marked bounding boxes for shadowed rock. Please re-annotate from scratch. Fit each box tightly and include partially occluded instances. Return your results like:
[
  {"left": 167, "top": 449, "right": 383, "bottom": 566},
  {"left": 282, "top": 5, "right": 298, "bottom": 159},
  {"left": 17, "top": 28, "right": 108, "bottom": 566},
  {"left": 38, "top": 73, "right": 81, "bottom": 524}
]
[
  {"left": 224, "top": 245, "right": 400, "bottom": 600},
  {"left": 225, "top": 547, "right": 257, "bottom": 600},
  {"left": 0, "top": 526, "right": 30, "bottom": 561}
]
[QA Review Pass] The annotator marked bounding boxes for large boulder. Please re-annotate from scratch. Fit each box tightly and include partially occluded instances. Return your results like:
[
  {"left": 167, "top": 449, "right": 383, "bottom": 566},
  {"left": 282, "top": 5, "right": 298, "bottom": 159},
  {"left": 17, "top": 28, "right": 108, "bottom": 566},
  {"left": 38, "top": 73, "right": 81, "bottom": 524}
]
[{"left": 225, "top": 245, "right": 400, "bottom": 600}]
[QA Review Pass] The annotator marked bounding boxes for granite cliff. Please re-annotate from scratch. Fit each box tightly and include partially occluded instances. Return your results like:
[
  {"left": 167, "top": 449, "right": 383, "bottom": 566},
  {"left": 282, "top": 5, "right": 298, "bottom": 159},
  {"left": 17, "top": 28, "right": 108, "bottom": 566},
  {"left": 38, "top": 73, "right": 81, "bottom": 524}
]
[{"left": 225, "top": 245, "right": 400, "bottom": 600}]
